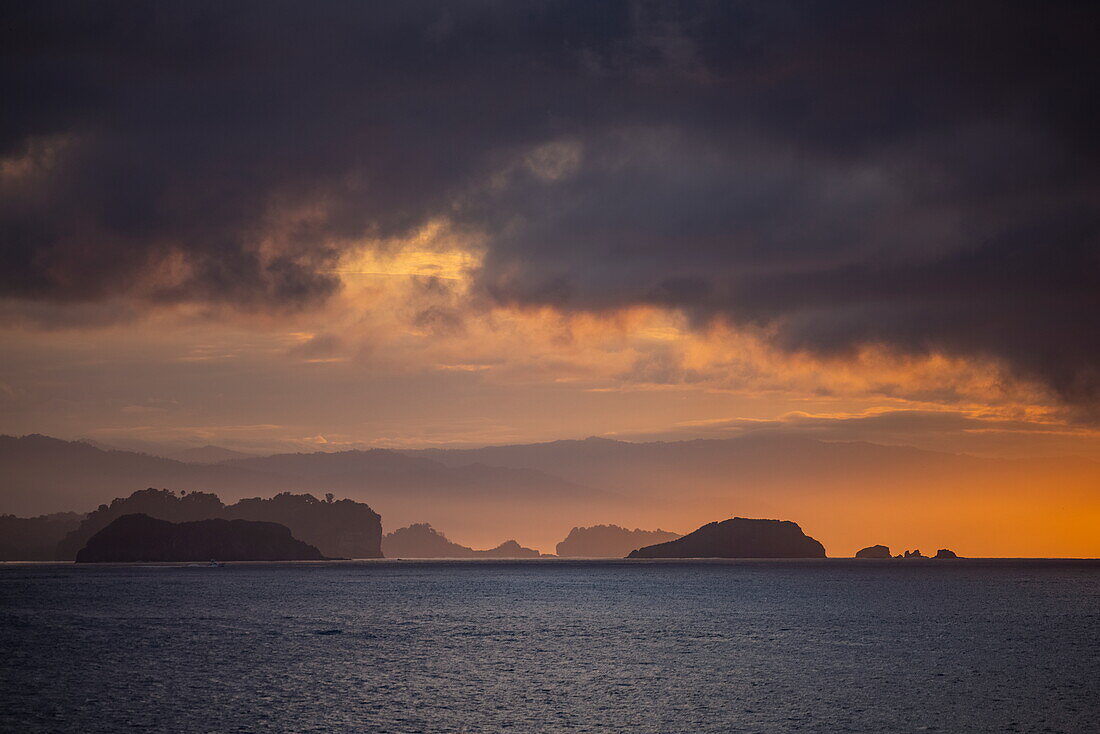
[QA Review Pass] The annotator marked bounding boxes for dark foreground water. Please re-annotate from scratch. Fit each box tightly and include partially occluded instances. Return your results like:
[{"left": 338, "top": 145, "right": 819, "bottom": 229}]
[{"left": 1, "top": 560, "right": 1098, "bottom": 733}]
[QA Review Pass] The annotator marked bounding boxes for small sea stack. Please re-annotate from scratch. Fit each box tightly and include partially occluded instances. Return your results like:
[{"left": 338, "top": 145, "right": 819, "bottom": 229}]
[{"left": 855, "top": 544, "right": 892, "bottom": 559}]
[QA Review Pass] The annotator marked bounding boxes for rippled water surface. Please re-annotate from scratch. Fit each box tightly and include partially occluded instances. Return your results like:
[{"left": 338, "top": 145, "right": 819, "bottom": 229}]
[{"left": 2, "top": 559, "right": 1098, "bottom": 733}]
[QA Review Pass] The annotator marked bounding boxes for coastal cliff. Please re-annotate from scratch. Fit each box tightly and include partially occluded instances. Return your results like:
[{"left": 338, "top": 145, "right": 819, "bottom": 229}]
[
  {"left": 627, "top": 517, "right": 826, "bottom": 559},
  {"left": 75, "top": 514, "right": 326, "bottom": 562}
]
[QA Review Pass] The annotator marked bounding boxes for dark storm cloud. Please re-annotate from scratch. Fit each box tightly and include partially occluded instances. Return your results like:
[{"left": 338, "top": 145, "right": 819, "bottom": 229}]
[
  {"left": 2, "top": 0, "right": 605, "bottom": 307},
  {"left": 3, "top": 1, "right": 1099, "bottom": 404}
]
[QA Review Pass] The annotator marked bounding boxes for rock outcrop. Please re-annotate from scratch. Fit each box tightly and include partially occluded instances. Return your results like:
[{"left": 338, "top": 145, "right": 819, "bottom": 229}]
[
  {"left": 934, "top": 548, "right": 959, "bottom": 559},
  {"left": 382, "top": 523, "right": 539, "bottom": 558},
  {"left": 58, "top": 488, "right": 382, "bottom": 559},
  {"left": 75, "top": 514, "right": 326, "bottom": 562},
  {"left": 902, "top": 549, "right": 924, "bottom": 558},
  {"left": 855, "top": 544, "right": 892, "bottom": 559},
  {"left": 627, "top": 517, "right": 826, "bottom": 559},
  {"left": 555, "top": 525, "right": 681, "bottom": 557}
]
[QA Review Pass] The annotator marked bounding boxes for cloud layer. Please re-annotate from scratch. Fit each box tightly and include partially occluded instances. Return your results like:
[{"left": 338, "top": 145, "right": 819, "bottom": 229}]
[{"left": 3, "top": 1, "right": 1099, "bottom": 406}]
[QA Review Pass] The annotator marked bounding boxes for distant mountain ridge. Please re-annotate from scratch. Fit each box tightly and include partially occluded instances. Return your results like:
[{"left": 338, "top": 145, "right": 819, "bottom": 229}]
[
  {"left": 78, "top": 438, "right": 255, "bottom": 464},
  {"left": 5, "top": 432, "right": 1100, "bottom": 557},
  {"left": 0, "top": 434, "right": 606, "bottom": 524},
  {"left": 169, "top": 445, "right": 255, "bottom": 464},
  {"left": 556, "top": 525, "right": 682, "bottom": 557},
  {"left": 404, "top": 434, "right": 992, "bottom": 492},
  {"left": 0, "top": 512, "right": 84, "bottom": 561}
]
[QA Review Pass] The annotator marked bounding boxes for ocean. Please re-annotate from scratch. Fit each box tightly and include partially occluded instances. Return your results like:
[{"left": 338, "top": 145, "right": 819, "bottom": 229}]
[{"left": 1, "top": 559, "right": 1097, "bottom": 733}]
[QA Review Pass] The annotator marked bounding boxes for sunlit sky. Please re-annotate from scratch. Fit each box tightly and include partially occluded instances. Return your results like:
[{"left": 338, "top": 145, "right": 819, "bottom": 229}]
[
  {"left": 3, "top": 3, "right": 1099, "bottom": 558},
  {"left": 3, "top": 229, "right": 1097, "bottom": 460}
]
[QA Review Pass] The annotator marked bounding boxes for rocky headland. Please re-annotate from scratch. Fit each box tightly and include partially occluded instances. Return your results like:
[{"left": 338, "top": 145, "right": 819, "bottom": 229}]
[
  {"left": 74, "top": 513, "right": 326, "bottom": 562},
  {"left": 627, "top": 517, "right": 826, "bottom": 559}
]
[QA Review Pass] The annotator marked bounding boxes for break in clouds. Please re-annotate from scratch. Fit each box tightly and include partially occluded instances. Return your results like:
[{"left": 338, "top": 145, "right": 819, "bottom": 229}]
[{"left": 2, "top": 1, "right": 1098, "bottom": 407}]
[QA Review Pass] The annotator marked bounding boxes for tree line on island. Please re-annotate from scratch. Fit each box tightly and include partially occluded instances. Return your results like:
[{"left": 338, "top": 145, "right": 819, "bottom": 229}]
[{"left": 1, "top": 487, "right": 958, "bottom": 563}]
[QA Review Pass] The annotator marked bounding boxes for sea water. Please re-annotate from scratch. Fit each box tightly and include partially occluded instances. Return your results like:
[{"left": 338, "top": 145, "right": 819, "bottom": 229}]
[{"left": 1, "top": 559, "right": 1097, "bottom": 733}]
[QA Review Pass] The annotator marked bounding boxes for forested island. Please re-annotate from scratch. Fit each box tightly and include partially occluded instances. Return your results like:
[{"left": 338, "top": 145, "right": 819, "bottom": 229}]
[
  {"left": 75, "top": 514, "right": 326, "bottom": 562},
  {"left": 0, "top": 488, "right": 382, "bottom": 560}
]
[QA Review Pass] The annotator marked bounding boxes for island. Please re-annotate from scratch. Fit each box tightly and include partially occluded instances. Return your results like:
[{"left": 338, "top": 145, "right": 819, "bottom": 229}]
[
  {"left": 74, "top": 513, "right": 327, "bottom": 562},
  {"left": 382, "top": 523, "right": 540, "bottom": 558},
  {"left": 627, "top": 517, "right": 826, "bottom": 558},
  {"left": 555, "top": 525, "right": 681, "bottom": 557},
  {"left": 58, "top": 488, "right": 382, "bottom": 560},
  {"left": 934, "top": 548, "right": 960, "bottom": 558},
  {"left": 855, "top": 544, "right": 892, "bottom": 559}
]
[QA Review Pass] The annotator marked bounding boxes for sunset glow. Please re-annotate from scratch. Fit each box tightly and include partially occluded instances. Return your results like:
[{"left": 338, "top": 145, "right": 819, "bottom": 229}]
[{"left": 2, "top": 1, "right": 1098, "bottom": 559}]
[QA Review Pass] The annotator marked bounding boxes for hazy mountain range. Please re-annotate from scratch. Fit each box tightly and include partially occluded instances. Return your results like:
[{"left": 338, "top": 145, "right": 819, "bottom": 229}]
[
  {"left": 382, "top": 523, "right": 541, "bottom": 559},
  {"left": 3, "top": 433, "right": 1098, "bottom": 555},
  {"left": 0, "top": 434, "right": 612, "bottom": 550},
  {"left": 78, "top": 438, "right": 257, "bottom": 464}
]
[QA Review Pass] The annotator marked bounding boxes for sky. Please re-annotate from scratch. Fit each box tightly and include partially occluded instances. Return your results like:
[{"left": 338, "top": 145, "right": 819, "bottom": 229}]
[{"left": 2, "top": 0, "right": 1100, "bottom": 464}]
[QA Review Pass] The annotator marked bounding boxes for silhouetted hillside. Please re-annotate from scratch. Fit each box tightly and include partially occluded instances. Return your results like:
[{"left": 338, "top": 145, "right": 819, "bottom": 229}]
[
  {"left": 382, "top": 523, "right": 539, "bottom": 558},
  {"left": 75, "top": 514, "right": 325, "bottom": 562},
  {"left": 555, "top": 525, "right": 681, "bottom": 557},
  {"left": 480, "top": 540, "right": 540, "bottom": 558},
  {"left": 227, "top": 494, "right": 381, "bottom": 559},
  {"left": 0, "top": 435, "right": 289, "bottom": 514},
  {"left": 407, "top": 435, "right": 991, "bottom": 492},
  {"left": 0, "top": 436, "right": 609, "bottom": 553},
  {"left": 77, "top": 438, "right": 256, "bottom": 463},
  {"left": 0, "top": 512, "right": 84, "bottom": 560},
  {"left": 403, "top": 434, "right": 1100, "bottom": 557},
  {"left": 58, "top": 488, "right": 381, "bottom": 559},
  {"left": 856, "top": 544, "right": 892, "bottom": 559},
  {"left": 8, "top": 433, "right": 1100, "bottom": 556},
  {"left": 223, "top": 449, "right": 603, "bottom": 502},
  {"left": 628, "top": 518, "right": 826, "bottom": 558},
  {"left": 170, "top": 445, "right": 254, "bottom": 464}
]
